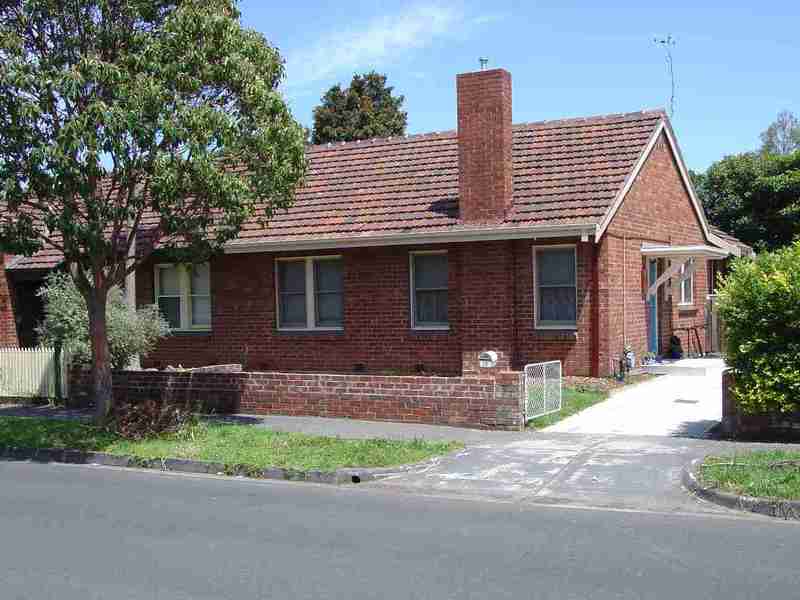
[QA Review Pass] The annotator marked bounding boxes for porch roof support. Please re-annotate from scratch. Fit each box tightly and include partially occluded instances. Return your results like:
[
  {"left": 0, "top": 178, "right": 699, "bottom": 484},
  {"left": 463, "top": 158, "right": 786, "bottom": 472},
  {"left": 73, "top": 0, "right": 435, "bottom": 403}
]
[
  {"left": 642, "top": 244, "right": 728, "bottom": 298},
  {"left": 646, "top": 258, "right": 692, "bottom": 298}
]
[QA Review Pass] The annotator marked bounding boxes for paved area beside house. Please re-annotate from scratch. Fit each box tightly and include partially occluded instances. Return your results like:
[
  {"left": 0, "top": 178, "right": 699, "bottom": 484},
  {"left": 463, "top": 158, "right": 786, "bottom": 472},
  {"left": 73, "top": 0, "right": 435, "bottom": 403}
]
[{"left": 545, "top": 358, "right": 727, "bottom": 437}]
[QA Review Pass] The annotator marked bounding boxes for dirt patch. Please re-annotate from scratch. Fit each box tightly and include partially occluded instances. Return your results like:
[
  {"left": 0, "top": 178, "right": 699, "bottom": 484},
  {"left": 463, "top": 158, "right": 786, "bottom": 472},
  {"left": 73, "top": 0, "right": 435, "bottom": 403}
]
[{"left": 564, "top": 373, "right": 656, "bottom": 393}]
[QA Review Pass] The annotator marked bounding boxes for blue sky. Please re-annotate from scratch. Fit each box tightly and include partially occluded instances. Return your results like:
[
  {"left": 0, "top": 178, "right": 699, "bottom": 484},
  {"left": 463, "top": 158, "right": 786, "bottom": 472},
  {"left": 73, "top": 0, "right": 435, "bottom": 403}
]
[{"left": 239, "top": 1, "right": 799, "bottom": 171}]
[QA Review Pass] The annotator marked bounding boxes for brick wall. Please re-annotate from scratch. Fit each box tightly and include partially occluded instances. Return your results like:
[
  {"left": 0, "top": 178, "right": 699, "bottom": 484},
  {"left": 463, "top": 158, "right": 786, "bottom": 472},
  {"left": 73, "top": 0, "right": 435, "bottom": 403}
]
[
  {"left": 139, "top": 238, "right": 602, "bottom": 377},
  {"left": 0, "top": 255, "right": 19, "bottom": 346},
  {"left": 460, "top": 240, "right": 514, "bottom": 374},
  {"left": 70, "top": 369, "right": 524, "bottom": 430},
  {"left": 139, "top": 245, "right": 464, "bottom": 374},
  {"left": 598, "top": 132, "right": 710, "bottom": 374},
  {"left": 513, "top": 239, "right": 596, "bottom": 375}
]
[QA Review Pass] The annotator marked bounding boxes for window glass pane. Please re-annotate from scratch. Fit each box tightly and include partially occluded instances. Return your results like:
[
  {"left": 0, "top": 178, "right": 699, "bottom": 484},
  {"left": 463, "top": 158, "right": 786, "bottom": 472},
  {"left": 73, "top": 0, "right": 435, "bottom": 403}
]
[
  {"left": 415, "top": 290, "right": 448, "bottom": 325},
  {"left": 434, "top": 290, "right": 448, "bottom": 322},
  {"left": 159, "top": 266, "right": 180, "bottom": 295},
  {"left": 414, "top": 254, "right": 448, "bottom": 289},
  {"left": 278, "top": 261, "right": 306, "bottom": 294},
  {"left": 316, "top": 293, "right": 343, "bottom": 327},
  {"left": 537, "top": 248, "right": 576, "bottom": 287},
  {"left": 191, "top": 263, "right": 210, "bottom": 295},
  {"left": 158, "top": 297, "right": 181, "bottom": 329},
  {"left": 191, "top": 296, "right": 211, "bottom": 327},
  {"left": 538, "top": 287, "right": 577, "bottom": 323},
  {"left": 280, "top": 294, "right": 306, "bottom": 327},
  {"left": 314, "top": 259, "right": 343, "bottom": 293}
]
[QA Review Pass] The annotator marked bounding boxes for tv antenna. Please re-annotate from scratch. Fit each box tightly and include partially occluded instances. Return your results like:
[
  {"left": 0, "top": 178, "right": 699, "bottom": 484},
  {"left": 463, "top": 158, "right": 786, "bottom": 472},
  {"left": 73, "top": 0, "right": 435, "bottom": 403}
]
[{"left": 653, "top": 35, "right": 677, "bottom": 118}]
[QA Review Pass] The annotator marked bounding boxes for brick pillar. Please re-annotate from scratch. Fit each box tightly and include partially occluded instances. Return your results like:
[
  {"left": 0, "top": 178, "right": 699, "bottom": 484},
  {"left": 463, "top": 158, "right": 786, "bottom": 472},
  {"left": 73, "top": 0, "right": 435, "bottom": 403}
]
[
  {"left": 0, "top": 255, "right": 18, "bottom": 346},
  {"left": 459, "top": 241, "right": 515, "bottom": 375},
  {"left": 456, "top": 68, "right": 513, "bottom": 224}
]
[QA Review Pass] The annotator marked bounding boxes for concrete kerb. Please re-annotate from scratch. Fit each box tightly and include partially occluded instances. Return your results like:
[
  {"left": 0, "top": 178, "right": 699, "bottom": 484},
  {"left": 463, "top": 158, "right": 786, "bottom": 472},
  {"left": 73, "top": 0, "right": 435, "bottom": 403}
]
[
  {"left": 0, "top": 446, "right": 431, "bottom": 486},
  {"left": 682, "top": 458, "right": 800, "bottom": 520}
]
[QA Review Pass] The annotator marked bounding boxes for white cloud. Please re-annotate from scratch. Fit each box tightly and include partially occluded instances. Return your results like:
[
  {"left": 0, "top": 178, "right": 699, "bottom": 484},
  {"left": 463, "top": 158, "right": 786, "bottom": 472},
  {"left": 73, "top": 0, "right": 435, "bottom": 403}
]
[{"left": 284, "top": 4, "right": 494, "bottom": 90}]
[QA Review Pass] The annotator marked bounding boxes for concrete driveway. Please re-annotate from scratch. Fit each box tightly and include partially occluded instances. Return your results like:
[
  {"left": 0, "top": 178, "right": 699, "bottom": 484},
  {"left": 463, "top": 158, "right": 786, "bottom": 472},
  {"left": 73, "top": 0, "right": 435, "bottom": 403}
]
[{"left": 545, "top": 359, "right": 727, "bottom": 437}]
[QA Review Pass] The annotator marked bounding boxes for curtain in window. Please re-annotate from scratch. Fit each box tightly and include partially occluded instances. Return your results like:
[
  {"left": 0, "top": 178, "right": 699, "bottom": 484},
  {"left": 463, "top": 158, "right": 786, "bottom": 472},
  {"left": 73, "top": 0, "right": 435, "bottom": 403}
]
[
  {"left": 414, "top": 254, "right": 448, "bottom": 326},
  {"left": 157, "top": 266, "right": 181, "bottom": 329},
  {"left": 537, "top": 248, "right": 577, "bottom": 325},
  {"left": 190, "top": 263, "right": 211, "bottom": 326},
  {"left": 278, "top": 261, "right": 307, "bottom": 327},
  {"left": 314, "top": 260, "right": 344, "bottom": 327}
]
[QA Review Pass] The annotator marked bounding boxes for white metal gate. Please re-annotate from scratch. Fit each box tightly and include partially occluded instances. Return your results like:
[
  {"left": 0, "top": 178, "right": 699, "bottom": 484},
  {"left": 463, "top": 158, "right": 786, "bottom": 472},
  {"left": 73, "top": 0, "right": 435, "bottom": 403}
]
[
  {"left": 0, "top": 347, "right": 69, "bottom": 399},
  {"left": 523, "top": 360, "right": 562, "bottom": 420}
]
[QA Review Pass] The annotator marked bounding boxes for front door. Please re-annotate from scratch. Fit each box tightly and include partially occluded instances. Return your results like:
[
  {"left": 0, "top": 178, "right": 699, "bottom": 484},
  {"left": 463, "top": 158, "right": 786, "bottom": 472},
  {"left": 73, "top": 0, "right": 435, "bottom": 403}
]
[{"left": 647, "top": 259, "right": 659, "bottom": 354}]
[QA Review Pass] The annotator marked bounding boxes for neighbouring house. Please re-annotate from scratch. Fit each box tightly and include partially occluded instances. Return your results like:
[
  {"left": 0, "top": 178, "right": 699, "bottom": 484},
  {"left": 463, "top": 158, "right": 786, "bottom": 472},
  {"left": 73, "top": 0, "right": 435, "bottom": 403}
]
[{"left": 2, "top": 68, "right": 749, "bottom": 422}]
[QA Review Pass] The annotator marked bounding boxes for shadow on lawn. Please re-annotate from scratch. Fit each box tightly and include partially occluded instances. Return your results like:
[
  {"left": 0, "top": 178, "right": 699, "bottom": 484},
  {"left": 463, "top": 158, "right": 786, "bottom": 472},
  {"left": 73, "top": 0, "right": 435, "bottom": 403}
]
[{"left": 0, "top": 404, "right": 91, "bottom": 421}]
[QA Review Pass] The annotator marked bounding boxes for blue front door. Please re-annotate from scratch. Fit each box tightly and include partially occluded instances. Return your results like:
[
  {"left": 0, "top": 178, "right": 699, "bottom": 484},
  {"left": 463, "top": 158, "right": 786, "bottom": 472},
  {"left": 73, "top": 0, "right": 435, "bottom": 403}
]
[{"left": 647, "top": 259, "right": 659, "bottom": 354}]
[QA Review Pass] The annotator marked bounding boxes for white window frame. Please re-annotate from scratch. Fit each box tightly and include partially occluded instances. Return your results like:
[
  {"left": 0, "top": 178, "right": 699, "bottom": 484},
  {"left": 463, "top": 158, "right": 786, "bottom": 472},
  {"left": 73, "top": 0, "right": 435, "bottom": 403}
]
[
  {"left": 154, "top": 263, "right": 211, "bottom": 332},
  {"left": 679, "top": 258, "right": 695, "bottom": 306},
  {"left": 533, "top": 244, "right": 578, "bottom": 330},
  {"left": 409, "top": 250, "right": 449, "bottom": 331},
  {"left": 275, "top": 255, "right": 344, "bottom": 331}
]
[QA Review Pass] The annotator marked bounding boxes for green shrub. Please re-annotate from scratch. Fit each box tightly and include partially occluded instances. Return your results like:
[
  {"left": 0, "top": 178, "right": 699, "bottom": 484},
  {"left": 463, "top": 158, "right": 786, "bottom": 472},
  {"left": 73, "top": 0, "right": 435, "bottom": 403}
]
[
  {"left": 37, "top": 272, "right": 170, "bottom": 369},
  {"left": 717, "top": 241, "right": 800, "bottom": 414}
]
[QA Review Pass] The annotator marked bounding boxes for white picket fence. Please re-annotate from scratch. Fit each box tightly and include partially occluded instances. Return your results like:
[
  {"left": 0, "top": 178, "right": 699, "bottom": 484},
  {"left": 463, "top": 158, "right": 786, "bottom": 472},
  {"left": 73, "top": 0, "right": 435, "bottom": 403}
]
[{"left": 0, "top": 347, "right": 69, "bottom": 400}]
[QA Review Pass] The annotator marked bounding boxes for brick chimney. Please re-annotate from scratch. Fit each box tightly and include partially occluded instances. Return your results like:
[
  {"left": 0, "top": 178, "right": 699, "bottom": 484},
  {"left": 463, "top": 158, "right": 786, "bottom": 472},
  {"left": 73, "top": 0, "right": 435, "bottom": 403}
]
[{"left": 457, "top": 68, "right": 513, "bottom": 224}]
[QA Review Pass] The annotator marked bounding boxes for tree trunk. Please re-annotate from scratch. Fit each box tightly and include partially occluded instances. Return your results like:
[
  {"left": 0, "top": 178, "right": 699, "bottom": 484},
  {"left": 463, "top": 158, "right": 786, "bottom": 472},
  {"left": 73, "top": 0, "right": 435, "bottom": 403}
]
[{"left": 88, "top": 288, "right": 113, "bottom": 419}]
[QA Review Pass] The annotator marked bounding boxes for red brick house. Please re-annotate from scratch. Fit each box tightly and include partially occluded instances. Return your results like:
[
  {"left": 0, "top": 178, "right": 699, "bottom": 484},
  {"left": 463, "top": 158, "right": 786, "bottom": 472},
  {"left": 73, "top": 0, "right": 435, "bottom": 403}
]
[{"left": 3, "top": 68, "right": 745, "bottom": 380}]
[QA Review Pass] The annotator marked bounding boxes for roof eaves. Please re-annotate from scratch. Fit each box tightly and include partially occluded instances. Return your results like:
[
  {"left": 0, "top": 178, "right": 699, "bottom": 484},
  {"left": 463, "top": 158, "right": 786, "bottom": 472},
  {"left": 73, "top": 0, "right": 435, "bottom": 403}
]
[{"left": 225, "top": 223, "right": 598, "bottom": 254}]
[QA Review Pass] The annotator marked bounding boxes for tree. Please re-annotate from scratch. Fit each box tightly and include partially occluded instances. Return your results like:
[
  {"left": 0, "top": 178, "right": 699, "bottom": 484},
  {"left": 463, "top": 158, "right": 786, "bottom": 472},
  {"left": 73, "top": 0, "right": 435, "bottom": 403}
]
[
  {"left": 760, "top": 110, "right": 800, "bottom": 155},
  {"left": 311, "top": 71, "right": 407, "bottom": 144},
  {"left": 691, "top": 151, "right": 800, "bottom": 252},
  {"left": 0, "top": 1, "right": 306, "bottom": 417},
  {"left": 38, "top": 272, "right": 170, "bottom": 371}
]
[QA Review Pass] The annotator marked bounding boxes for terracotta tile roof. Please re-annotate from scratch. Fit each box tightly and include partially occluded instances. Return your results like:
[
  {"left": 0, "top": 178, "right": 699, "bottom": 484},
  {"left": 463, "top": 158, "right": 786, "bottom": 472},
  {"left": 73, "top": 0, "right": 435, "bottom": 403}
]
[
  {"left": 5, "top": 250, "right": 62, "bottom": 270},
  {"left": 6, "top": 109, "right": 664, "bottom": 271},
  {"left": 710, "top": 226, "right": 753, "bottom": 256}
]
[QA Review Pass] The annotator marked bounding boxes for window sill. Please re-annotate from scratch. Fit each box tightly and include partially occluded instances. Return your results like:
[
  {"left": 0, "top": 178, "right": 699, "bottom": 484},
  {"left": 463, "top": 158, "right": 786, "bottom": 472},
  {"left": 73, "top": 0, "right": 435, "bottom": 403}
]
[
  {"left": 535, "top": 324, "right": 578, "bottom": 331},
  {"left": 677, "top": 303, "right": 696, "bottom": 310},
  {"left": 411, "top": 325, "right": 450, "bottom": 332},
  {"left": 169, "top": 329, "right": 212, "bottom": 336},
  {"left": 276, "top": 328, "right": 344, "bottom": 335}
]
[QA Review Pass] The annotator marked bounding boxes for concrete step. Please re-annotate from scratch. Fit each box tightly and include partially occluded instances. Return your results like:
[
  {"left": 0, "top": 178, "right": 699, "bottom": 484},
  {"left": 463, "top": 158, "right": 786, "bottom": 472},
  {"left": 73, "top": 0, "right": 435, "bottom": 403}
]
[{"left": 643, "top": 358, "right": 726, "bottom": 376}]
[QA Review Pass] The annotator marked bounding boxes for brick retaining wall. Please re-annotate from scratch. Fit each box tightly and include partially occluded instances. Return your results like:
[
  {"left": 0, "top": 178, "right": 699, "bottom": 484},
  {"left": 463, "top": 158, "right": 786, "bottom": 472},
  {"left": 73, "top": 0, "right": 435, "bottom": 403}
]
[
  {"left": 721, "top": 369, "right": 800, "bottom": 437},
  {"left": 70, "top": 369, "right": 524, "bottom": 430}
]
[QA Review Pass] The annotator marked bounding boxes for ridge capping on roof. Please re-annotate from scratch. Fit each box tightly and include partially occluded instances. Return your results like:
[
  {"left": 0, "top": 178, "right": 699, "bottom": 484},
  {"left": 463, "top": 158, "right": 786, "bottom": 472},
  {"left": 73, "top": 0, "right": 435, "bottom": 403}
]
[{"left": 303, "top": 108, "right": 667, "bottom": 153}]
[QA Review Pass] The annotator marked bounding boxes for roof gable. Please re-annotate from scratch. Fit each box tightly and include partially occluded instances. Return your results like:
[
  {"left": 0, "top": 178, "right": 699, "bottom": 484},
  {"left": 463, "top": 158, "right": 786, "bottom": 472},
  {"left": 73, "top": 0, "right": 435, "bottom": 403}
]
[{"left": 593, "top": 117, "right": 716, "bottom": 245}]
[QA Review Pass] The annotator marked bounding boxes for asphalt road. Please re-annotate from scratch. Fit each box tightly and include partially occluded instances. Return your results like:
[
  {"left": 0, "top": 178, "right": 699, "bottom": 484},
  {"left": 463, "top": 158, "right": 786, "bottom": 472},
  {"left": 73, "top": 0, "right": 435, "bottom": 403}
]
[{"left": 1, "top": 461, "right": 798, "bottom": 599}]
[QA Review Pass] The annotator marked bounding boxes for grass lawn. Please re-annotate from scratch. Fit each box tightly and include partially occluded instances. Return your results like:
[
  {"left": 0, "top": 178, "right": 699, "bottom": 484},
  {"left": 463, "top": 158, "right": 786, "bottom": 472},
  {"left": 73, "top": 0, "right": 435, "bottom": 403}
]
[
  {"left": 0, "top": 416, "right": 461, "bottom": 472},
  {"left": 700, "top": 451, "right": 800, "bottom": 500},
  {"left": 526, "top": 387, "right": 609, "bottom": 429}
]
